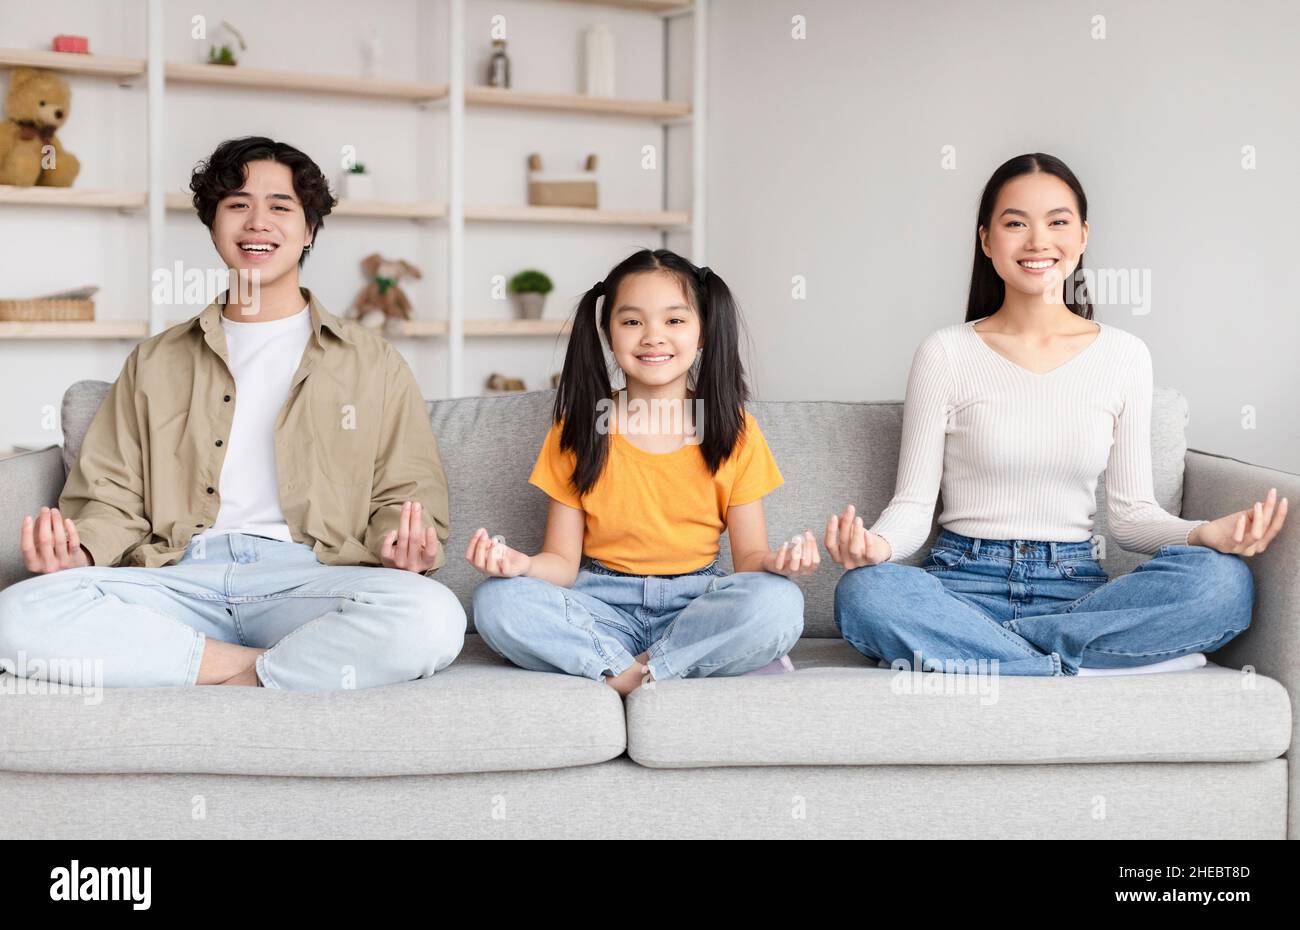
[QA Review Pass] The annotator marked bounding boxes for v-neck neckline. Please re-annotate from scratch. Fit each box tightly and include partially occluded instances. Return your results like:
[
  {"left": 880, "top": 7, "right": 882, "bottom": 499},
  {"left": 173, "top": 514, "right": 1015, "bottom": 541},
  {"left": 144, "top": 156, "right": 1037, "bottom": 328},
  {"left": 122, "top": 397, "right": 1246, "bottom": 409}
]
[{"left": 967, "top": 319, "right": 1105, "bottom": 378}]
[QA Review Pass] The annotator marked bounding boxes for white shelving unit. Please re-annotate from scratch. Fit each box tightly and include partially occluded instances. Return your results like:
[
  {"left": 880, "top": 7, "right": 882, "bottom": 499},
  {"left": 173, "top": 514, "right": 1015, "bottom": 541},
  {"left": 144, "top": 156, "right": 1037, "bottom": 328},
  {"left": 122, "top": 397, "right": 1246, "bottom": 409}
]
[{"left": 0, "top": 0, "right": 707, "bottom": 397}]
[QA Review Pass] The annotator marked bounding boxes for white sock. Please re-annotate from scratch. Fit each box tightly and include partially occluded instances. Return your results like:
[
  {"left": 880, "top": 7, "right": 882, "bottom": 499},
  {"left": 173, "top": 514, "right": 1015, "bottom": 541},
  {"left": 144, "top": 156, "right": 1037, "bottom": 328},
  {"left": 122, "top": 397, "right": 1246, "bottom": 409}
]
[
  {"left": 742, "top": 655, "right": 795, "bottom": 676},
  {"left": 1076, "top": 653, "right": 1207, "bottom": 677}
]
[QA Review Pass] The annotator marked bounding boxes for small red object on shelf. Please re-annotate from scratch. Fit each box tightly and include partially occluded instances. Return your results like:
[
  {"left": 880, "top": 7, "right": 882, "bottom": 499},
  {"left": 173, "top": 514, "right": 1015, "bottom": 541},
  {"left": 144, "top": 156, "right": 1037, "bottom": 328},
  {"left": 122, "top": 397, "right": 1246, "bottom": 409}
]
[{"left": 52, "top": 35, "right": 90, "bottom": 54}]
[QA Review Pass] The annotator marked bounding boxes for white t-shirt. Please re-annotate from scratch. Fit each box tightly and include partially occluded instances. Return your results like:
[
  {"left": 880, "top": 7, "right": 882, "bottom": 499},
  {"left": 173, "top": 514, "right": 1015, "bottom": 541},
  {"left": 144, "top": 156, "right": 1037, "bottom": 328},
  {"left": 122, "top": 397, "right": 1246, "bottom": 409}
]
[{"left": 197, "top": 303, "right": 312, "bottom": 544}]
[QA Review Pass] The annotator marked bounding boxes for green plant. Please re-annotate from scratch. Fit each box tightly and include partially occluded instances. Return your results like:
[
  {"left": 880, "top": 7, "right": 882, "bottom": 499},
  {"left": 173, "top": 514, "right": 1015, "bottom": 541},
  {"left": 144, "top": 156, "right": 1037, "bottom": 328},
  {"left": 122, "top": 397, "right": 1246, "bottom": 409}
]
[
  {"left": 207, "top": 20, "right": 246, "bottom": 67},
  {"left": 347, "top": 163, "right": 368, "bottom": 174},
  {"left": 509, "top": 270, "right": 553, "bottom": 295}
]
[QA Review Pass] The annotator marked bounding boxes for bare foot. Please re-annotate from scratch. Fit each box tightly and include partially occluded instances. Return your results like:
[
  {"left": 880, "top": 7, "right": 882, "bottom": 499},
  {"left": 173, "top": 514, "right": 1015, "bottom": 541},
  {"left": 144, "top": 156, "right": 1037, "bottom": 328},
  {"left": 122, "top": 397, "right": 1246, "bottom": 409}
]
[
  {"left": 604, "top": 651, "right": 654, "bottom": 696},
  {"left": 219, "top": 664, "right": 263, "bottom": 687},
  {"left": 197, "top": 640, "right": 266, "bottom": 685}
]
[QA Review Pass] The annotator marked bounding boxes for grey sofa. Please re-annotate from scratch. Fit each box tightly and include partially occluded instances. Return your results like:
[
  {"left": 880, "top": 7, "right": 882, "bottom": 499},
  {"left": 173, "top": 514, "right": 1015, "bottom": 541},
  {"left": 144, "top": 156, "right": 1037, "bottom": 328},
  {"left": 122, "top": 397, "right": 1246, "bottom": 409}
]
[{"left": 0, "top": 384, "right": 1294, "bottom": 839}]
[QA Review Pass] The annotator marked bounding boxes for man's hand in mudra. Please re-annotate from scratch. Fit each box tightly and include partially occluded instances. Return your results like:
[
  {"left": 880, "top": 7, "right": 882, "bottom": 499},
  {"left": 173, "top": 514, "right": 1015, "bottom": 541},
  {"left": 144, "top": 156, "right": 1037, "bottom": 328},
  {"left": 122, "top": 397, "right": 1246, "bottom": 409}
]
[{"left": 379, "top": 500, "right": 440, "bottom": 572}]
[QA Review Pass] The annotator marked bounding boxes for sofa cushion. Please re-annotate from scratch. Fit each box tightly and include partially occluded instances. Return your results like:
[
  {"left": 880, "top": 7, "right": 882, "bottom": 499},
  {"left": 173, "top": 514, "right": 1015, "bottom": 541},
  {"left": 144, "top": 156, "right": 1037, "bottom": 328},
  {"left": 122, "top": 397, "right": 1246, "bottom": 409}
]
[
  {"left": 0, "top": 635, "right": 625, "bottom": 777},
  {"left": 428, "top": 391, "right": 557, "bottom": 629},
  {"left": 59, "top": 383, "right": 1192, "bottom": 637},
  {"left": 624, "top": 639, "right": 1292, "bottom": 768}
]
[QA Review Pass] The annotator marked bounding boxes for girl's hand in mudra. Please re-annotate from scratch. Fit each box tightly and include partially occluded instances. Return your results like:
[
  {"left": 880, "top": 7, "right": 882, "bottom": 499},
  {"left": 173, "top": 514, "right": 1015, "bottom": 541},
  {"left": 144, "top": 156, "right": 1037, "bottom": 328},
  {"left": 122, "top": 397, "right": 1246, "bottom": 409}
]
[
  {"left": 1189, "top": 487, "right": 1288, "bottom": 556},
  {"left": 764, "top": 529, "right": 820, "bottom": 577},
  {"left": 465, "top": 527, "right": 531, "bottom": 578}
]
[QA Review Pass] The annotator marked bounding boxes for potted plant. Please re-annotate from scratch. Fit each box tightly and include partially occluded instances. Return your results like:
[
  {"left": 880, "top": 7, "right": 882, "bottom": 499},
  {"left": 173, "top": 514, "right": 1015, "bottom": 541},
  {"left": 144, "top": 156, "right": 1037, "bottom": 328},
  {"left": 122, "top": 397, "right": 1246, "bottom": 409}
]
[
  {"left": 207, "top": 21, "right": 246, "bottom": 66},
  {"left": 509, "top": 269, "right": 553, "bottom": 320},
  {"left": 340, "top": 163, "right": 373, "bottom": 201}
]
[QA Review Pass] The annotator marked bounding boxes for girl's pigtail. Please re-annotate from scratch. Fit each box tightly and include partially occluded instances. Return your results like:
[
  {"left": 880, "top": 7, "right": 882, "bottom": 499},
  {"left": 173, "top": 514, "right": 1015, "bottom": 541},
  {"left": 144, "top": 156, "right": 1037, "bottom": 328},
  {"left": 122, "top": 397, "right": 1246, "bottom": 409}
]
[
  {"left": 690, "top": 265, "right": 749, "bottom": 473},
  {"left": 555, "top": 281, "right": 614, "bottom": 496}
]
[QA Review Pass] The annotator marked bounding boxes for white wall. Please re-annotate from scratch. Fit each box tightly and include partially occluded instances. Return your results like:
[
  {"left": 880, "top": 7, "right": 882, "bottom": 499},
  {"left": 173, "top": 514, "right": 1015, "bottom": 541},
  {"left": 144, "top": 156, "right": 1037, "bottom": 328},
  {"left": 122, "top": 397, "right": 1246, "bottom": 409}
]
[{"left": 706, "top": 0, "right": 1300, "bottom": 474}]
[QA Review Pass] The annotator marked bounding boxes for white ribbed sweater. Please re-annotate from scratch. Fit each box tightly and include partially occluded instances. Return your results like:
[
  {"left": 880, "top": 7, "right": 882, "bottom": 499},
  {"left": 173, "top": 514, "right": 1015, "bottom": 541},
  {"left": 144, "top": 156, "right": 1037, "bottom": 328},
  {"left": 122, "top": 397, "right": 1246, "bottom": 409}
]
[{"left": 870, "top": 319, "right": 1207, "bottom": 560}]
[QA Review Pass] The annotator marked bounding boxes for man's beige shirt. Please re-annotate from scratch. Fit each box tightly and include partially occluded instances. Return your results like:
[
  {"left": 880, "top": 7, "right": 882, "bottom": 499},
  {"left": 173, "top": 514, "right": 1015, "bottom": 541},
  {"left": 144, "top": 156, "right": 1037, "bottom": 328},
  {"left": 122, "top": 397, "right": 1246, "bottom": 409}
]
[{"left": 59, "top": 287, "right": 449, "bottom": 576}]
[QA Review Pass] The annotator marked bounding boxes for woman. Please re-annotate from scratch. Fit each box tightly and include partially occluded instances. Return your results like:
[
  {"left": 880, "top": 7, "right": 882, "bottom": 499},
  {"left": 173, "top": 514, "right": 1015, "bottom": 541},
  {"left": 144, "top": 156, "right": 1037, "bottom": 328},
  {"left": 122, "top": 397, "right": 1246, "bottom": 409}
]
[{"left": 827, "top": 153, "right": 1287, "bottom": 676}]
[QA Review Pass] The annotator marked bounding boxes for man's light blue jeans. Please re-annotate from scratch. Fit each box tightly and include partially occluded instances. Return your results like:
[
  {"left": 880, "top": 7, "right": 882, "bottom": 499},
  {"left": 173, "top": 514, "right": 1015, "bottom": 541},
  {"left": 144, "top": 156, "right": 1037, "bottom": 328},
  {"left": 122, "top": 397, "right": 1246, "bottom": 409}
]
[
  {"left": 472, "top": 557, "right": 804, "bottom": 682},
  {"left": 834, "top": 529, "right": 1254, "bottom": 676},
  {"left": 0, "top": 531, "right": 466, "bottom": 691}
]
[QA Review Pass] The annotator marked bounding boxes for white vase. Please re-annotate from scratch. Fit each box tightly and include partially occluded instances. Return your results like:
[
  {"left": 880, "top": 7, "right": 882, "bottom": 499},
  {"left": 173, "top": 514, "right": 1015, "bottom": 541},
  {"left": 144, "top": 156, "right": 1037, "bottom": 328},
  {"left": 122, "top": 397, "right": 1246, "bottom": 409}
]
[
  {"left": 364, "top": 29, "right": 384, "bottom": 78},
  {"left": 340, "top": 173, "right": 374, "bottom": 201},
  {"left": 584, "top": 26, "right": 615, "bottom": 98}
]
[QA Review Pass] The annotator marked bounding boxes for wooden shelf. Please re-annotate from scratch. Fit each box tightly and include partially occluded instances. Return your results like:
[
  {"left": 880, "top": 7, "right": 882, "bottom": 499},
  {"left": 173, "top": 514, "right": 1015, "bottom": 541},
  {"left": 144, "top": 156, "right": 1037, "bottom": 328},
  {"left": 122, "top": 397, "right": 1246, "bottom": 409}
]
[
  {"left": 0, "top": 49, "right": 683, "bottom": 117},
  {"left": 467, "top": 318, "right": 572, "bottom": 336},
  {"left": 553, "top": 0, "right": 693, "bottom": 12},
  {"left": 16, "top": 193, "right": 683, "bottom": 228},
  {"left": 0, "top": 47, "right": 144, "bottom": 78},
  {"left": 0, "top": 320, "right": 147, "bottom": 340},
  {"left": 466, "top": 85, "right": 689, "bottom": 120},
  {"left": 334, "top": 199, "right": 446, "bottom": 219},
  {"left": 167, "top": 196, "right": 687, "bottom": 227},
  {"left": 164, "top": 192, "right": 445, "bottom": 220},
  {"left": 165, "top": 61, "right": 447, "bottom": 103},
  {"left": 467, "top": 204, "right": 689, "bottom": 228},
  {"left": 0, "top": 318, "right": 573, "bottom": 342},
  {"left": 397, "top": 320, "right": 449, "bottom": 337},
  {"left": 0, "top": 185, "right": 145, "bottom": 210},
  {"left": 398, "top": 319, "right": 572, "bottom": 337}
]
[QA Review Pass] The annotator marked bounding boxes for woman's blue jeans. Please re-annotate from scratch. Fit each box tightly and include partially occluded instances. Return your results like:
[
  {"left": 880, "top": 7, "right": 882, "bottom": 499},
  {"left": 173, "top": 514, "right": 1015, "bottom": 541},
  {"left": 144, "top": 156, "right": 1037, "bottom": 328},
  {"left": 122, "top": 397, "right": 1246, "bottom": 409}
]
[
  {"left": 0, "top": 532, "right": 467, "bottom": 691},
  {"left": 834, "top": 530, "right": 1254, "bottom": 676},
  {"left": 472, "top": 557, "right": 805, "bottom": 682}
]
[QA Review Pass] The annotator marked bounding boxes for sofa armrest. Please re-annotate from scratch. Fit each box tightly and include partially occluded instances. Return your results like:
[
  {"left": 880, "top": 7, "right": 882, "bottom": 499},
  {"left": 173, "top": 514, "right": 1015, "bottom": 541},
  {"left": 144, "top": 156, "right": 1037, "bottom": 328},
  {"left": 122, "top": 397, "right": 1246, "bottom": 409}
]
[
  {"left": 1182, "top": 449, "right": 1300, "bottom": 837},
  {"left": 0, "top": 445, "right": 65, "bottom": 592}
]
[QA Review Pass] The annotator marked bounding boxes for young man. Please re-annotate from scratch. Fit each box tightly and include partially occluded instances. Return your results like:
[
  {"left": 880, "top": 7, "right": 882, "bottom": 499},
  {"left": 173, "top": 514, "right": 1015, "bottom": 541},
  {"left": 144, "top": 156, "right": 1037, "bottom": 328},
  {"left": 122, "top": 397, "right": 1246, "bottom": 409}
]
[{"left": 0, "top": 136, "right": 465, "bottom": 691}]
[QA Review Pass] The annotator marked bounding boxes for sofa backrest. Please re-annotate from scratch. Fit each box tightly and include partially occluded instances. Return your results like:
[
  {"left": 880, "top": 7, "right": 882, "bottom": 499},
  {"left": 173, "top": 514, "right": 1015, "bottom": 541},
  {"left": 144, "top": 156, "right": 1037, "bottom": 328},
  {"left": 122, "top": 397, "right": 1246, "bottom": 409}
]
[{"left": 60, "top": 383, "right": 1191, "bottom": 638}]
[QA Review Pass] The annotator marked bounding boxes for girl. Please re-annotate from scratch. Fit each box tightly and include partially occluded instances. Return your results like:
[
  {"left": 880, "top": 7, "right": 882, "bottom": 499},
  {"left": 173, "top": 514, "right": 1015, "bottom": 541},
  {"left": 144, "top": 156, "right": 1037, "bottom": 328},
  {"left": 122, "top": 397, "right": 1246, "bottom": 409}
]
[
  {"left": 828, "top": 153, "right": 1287, "bottom": 677},
  {"left": 468, "top": 249, "right": 814, "bottom": 696}
]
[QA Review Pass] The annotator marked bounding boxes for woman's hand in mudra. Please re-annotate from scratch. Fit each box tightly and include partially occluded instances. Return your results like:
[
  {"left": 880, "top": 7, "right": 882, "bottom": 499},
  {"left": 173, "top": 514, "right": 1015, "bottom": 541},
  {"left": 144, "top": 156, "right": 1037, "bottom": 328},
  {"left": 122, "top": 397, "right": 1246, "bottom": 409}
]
[
  {"left": 1189, "top": 487, "right": 1288, "bottom": 557},
  {"left": 824, "top": 504, "right": 892, "bottom": 568}
]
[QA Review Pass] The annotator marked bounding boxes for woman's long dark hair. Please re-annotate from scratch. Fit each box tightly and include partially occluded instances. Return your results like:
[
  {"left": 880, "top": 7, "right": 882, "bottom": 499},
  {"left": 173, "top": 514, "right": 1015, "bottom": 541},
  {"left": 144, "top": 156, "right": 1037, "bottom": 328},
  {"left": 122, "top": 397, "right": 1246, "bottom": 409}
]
[
  {"left": 965, "top": 153, "right": 1094, "bottom": 321},
  {"left": 556, "top": 248, "right": 750, "bottom": 497}
]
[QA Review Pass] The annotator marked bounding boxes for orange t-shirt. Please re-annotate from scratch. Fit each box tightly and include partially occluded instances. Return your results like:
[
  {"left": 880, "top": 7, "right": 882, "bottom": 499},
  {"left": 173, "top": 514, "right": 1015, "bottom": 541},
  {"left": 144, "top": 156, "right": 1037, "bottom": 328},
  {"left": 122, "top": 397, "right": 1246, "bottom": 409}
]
[{"left": 528, "top": 410, "right": 784, "bottom": 575}]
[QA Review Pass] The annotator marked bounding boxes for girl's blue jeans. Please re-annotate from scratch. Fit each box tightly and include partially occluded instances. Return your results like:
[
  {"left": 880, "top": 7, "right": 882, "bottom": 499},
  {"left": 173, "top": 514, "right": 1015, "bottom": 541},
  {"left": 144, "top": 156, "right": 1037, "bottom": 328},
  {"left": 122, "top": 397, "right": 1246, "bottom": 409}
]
[
  {"left": 0, "top": 531, "right": 466, "bottom": 691},
  {"left": 834, "top": 529, "right": 1254, "bottom": 676},
  {"left": 472, "top": 557, "right": 805, "bottom": 682}
]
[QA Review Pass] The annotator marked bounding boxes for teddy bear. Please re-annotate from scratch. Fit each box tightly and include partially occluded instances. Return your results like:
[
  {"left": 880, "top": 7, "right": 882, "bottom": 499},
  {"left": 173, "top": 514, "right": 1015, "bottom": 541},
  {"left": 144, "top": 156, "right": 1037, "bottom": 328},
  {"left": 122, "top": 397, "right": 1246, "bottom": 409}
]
[
  {"left": 347, "top": 253, "right": 422, "bottom": 334},
  {"left": 0, "top": 67, "right": 81, "bottom": 187}
]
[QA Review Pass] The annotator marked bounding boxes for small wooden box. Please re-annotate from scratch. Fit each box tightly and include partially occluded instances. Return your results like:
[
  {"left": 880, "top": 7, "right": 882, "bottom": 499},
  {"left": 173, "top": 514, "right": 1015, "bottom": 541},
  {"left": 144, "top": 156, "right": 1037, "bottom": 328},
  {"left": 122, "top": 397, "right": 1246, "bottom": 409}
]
[
  {"left": 528, "top": 179, "right": 597, "bottom": 208},
  {"left": 526, "top": 153, "right": 599, "bottom": 209}
]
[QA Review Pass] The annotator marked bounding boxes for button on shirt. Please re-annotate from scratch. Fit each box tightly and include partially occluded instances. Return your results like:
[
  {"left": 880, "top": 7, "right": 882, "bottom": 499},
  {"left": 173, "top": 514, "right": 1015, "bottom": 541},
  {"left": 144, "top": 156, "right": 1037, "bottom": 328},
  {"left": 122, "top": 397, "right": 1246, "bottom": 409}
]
[{"left": 58, "top": 287, "right": 450, "bottom": 576}]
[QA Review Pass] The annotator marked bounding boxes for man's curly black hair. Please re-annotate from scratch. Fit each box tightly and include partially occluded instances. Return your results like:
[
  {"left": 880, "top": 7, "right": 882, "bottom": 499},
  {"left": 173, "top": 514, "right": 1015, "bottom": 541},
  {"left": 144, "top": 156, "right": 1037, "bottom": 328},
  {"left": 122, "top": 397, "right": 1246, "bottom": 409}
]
[{"left": 189, "top": 136, "right": 336, "bottom": 268}]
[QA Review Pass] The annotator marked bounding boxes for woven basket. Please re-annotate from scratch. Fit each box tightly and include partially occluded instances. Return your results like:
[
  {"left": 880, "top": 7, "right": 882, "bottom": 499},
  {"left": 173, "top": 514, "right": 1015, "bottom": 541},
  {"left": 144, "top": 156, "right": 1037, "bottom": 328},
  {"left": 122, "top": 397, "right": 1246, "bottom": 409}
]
[{"left": 0, "top": 299, "right": 95, "bottom": 322}]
